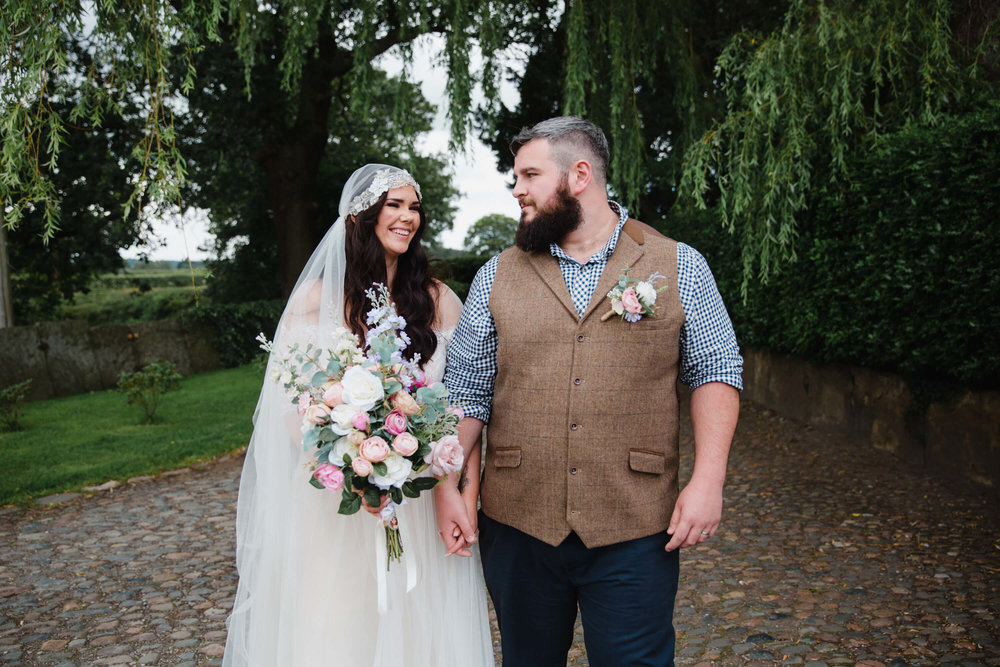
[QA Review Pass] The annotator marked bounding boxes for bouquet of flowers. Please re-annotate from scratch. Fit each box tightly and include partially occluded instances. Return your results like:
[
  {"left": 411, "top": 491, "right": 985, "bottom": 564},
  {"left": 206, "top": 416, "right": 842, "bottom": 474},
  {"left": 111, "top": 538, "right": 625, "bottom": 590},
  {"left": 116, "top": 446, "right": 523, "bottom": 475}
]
[
  {"left": 258, "top": 283, "right": 464, "bottom": 567},
  {"left": 601, "top": 268, "right": 668, "bottom": 322}
]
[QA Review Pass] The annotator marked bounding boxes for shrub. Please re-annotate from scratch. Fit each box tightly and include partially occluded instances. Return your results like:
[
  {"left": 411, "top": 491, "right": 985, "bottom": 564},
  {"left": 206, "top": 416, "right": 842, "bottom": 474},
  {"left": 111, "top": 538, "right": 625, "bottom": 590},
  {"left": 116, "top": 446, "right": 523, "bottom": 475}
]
[
  {"left": 662, "top": 103, "right": 1000, "bottom": 399},
  {"left": 180, "top": 300, "right": 286, "bottom": 368},
  {"left": 0, "top": 379, "right": 32, "bottom": 431},
  {"left": 116, "top": 359, "right": 182, "bottom": 423}
]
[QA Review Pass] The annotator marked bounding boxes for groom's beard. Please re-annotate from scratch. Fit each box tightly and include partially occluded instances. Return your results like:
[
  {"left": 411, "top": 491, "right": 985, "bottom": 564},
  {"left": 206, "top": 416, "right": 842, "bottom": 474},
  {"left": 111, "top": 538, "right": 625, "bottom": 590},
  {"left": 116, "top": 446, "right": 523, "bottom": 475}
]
[{"left": 515, "top": 183, "right": 583, "bottom": 253}]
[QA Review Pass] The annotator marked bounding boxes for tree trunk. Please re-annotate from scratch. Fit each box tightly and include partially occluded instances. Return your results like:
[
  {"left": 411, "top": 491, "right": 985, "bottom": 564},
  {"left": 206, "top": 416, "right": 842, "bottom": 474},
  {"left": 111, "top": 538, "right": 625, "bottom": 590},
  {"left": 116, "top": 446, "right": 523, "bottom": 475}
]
[
  {"left": 256, "top": 48, "right": 336, "bottom": 298},
  {"left": 0, "top": 219, "right": 13, "bottom": 328}
]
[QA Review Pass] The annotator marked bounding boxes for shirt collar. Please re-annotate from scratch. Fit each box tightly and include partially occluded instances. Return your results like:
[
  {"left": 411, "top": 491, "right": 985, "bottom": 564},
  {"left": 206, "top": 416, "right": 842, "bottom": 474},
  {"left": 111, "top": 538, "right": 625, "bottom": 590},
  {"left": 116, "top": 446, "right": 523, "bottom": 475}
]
[{"left": 550, "top": 201, "right": 630, "bottom": 264}]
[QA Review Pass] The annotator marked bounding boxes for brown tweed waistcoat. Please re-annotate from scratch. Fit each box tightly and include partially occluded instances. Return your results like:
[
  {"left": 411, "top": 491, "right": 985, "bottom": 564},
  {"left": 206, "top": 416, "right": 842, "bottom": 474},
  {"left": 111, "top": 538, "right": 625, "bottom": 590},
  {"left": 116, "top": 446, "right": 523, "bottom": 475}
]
[{"left": 481, "top": 219, "right": 684, "bottom": 548}]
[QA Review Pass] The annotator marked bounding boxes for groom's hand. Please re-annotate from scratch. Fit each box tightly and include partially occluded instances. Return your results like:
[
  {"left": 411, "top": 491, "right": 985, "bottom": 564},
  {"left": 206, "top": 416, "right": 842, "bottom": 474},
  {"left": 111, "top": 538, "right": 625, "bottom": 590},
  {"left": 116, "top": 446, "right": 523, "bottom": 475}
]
[
  {"left": 664, "top": 476, "right": 723, "bottom": 551},
  {"left": 434, "top": 484, "right": 477, "bottom": 557}
]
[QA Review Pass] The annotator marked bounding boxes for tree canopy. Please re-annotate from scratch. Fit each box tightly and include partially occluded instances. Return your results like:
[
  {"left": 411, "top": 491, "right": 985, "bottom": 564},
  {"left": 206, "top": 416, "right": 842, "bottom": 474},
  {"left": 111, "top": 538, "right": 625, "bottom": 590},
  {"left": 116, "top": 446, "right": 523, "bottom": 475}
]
[
  {"left": 1, "top": 0, "right": 555, "bottom": 298},
  {"left": 463, "top": 213, "right": 518, "bottom": 256}
]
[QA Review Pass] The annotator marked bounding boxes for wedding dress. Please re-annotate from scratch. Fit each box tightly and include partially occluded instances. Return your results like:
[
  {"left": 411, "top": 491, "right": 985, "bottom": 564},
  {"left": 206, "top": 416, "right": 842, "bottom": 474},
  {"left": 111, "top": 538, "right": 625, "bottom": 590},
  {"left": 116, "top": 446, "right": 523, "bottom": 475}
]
[{"left": 223, "top": 164, "right": 494, "bottom": 666}]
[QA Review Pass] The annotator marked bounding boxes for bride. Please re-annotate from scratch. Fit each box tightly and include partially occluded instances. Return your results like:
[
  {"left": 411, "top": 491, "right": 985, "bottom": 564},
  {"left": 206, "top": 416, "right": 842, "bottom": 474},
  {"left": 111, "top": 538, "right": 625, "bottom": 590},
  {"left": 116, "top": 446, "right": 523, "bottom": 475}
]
[{"left": 223, "top": 164, "right": 494, "bottom": 666}]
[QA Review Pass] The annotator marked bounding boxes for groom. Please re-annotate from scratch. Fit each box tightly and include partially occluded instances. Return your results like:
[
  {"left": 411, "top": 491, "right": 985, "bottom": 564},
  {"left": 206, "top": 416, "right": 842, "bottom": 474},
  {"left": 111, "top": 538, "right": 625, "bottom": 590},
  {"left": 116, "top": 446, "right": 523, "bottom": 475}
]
[{"left": 438, "top": 116, "right": 743, "bottom": 665}]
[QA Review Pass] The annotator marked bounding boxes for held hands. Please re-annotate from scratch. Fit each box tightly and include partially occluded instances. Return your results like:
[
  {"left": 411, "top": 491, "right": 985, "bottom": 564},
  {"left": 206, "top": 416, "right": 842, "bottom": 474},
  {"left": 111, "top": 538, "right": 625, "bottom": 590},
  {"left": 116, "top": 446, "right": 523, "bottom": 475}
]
[
  {"left": 434, "top": 483, "right": 478, "bottom": 557},
  {"left": 664, "top": 475, "right": 724, "bottom": 552}
]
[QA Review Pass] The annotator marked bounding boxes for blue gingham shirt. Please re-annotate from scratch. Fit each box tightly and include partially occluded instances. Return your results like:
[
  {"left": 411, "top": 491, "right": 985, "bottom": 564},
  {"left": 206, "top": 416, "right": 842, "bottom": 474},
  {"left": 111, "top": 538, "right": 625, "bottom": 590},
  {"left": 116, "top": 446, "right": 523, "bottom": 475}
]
[{"left": 445, "top": 202, "right": 743, "bottom": 422}]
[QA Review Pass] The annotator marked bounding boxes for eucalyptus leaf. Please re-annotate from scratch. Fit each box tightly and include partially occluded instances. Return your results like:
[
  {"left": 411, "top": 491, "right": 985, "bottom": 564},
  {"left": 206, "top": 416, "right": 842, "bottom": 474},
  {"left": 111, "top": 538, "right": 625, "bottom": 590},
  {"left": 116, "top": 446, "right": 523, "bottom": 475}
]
[{"left": 339, "top": 491, "right": 362, "bottom": 515}]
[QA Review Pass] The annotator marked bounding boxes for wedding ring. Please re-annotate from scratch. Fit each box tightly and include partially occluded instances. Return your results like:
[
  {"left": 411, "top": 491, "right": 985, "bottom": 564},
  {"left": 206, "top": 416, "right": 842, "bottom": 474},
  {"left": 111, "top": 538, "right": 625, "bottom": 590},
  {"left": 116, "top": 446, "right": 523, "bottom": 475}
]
[{"left": 700, "top": 531, "right": 710, "bottom": 536}]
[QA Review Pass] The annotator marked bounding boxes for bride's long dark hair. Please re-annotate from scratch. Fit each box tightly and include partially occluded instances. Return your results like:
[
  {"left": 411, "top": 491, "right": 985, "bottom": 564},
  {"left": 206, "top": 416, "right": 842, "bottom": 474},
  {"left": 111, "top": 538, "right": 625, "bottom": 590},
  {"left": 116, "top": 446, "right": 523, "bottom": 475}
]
[{"left": 344, "top": 191, "right": 438, "bottom": 368}]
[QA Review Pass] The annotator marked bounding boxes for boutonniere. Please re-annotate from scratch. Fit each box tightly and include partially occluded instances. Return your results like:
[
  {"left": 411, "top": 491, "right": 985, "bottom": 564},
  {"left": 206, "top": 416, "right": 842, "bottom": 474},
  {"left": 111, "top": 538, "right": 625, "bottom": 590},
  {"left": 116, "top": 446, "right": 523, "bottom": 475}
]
[{"left": 600, "top": 269, "right": 668, "bottom": 322}]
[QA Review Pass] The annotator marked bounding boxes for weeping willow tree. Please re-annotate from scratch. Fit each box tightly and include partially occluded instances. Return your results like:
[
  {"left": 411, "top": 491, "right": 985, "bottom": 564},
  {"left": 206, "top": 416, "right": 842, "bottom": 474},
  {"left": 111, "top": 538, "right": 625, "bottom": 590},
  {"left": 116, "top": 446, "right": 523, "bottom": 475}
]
[
  {"left": 1, "top": 0, "right": 551, "bottom": 294},
  {"left": 554, "top": 0, "right": 997, "bottom": 292},
  {"left": 675, "top": 0, "right": 999, "bottom": 292}
]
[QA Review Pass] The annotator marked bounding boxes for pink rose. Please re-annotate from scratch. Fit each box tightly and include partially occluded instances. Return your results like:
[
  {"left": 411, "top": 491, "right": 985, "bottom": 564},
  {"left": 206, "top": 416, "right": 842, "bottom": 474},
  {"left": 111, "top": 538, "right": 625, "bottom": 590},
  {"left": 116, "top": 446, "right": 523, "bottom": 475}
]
[
  {"left": 383, "top": 409, "right": 408, "bottom": 436},
  {"left": 303, "top": 403, "right": 331, "bottom": 424},
  {"left": 411, "top": 370, "right": 427, "bottom": 389},
  {"left": 297, "top": 392, "right": 311, "bottom": 415},
  {"left": 392, "top": 432, "right": 419, "bottom": 457},
  {"left": 351, "top": 457, "right": 373, "bottom": 477},
  {"left": 425, "top": 435, "right": 464, "bottom": 477},
  {"left": 446, "top": 405, "right": 465, "bottom": 420},
  {"left": 621, "top": 287, "right": 643, "bottom": 314},
  {"left": 313, "top": 463, "right": 344, "bottom": 492},
  {"left": 391, "top": 391, "right": 420, "bottom": 416},
  {"left": 360, "top": 436, "right": 390, "bottom": 462},
  {"left": 351, "top": 412, "right": 370, "bottom": 431},
  {"left": 348, "top": 430, "right": 366, "bottom": 446},
  {"left": 322, "top": 383, "right": 344, "bottom": 408}
]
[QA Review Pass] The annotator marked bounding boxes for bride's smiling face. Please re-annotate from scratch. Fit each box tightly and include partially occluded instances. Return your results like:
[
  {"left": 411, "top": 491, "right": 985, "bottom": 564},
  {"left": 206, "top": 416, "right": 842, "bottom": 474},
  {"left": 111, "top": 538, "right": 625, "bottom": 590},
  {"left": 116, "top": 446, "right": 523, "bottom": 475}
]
[{"left": 375, "top": 185, "right": 422, "bottom": 260}]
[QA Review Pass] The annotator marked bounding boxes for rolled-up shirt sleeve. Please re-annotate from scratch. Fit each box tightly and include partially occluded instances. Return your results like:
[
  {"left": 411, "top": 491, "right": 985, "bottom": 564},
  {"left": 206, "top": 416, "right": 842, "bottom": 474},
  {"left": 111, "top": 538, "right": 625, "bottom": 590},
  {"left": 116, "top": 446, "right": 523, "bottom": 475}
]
[
  {"left": 445, "top": 256, "right": 500, "bottom": 422},
  {"left": 677, "top": 243, "right": 744, "bottom": 391}
]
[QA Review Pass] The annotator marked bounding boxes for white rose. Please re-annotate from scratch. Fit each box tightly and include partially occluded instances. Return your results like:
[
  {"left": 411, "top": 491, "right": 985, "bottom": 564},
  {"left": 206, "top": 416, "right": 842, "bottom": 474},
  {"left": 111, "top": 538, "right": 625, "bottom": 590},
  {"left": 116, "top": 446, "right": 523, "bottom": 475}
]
[
  {"left": 330, "top": 403, "right": 360, "bottom": 435},
  {"left": 635, "top": 281, "right": 658, "bottom": 306},
  {"left": 371, "top": 453, "right": 413, "bottom": 490},
  {"left": 330, "top": 436, "right": 359, "bottom": 467},
  {"left": 340, "top": 366, "right": 385, "bottom": 411}
]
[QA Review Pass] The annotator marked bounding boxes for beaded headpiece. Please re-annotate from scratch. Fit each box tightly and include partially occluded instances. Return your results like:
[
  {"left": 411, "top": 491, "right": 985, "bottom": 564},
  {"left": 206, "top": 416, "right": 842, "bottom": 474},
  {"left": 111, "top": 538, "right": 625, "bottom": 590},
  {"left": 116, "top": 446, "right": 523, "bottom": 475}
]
[{"left": 347, "top": 168, "right": 421, "bottom": 217}]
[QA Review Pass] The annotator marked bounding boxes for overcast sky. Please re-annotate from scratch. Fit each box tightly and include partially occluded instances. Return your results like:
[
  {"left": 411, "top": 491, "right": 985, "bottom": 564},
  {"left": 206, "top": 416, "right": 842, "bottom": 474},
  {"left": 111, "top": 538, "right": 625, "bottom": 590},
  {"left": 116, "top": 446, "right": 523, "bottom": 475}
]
[{"left": 123, "top": 35, "right": 521, "bottom": 261}]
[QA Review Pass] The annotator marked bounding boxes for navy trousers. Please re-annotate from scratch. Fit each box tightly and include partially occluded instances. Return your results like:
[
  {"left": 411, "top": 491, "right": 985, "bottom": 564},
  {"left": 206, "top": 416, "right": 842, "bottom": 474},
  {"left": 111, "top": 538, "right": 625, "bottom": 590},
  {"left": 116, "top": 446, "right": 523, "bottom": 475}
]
[{"left": 478, "top": 511, "right": 680, "bottom": 667}]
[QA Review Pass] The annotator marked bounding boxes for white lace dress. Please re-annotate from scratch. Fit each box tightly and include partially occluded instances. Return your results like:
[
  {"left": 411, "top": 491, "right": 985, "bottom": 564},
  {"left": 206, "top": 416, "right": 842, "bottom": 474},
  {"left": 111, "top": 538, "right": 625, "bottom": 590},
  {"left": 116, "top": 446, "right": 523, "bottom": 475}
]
[{"left": 224, "top": 323, "right": 494, "bottom": 666}]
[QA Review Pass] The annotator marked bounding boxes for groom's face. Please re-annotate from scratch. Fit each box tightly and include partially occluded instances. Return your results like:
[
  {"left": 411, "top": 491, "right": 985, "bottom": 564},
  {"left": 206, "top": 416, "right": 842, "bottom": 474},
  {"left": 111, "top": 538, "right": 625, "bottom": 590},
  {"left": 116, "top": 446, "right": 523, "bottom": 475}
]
[
  {"left": 512, "top": 139, "right": 564, "bottom": 225},
  {"left": 512, "top": 139, "right": 583, "bottom": 252}
]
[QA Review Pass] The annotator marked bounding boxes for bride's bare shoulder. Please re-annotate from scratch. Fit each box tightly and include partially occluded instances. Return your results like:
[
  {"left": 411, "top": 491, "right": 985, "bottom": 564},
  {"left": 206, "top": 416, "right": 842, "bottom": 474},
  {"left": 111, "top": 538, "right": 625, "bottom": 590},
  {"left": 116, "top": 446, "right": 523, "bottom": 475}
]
[
  {"left": 430, "top": 279, "right": 463, "bottom": 330},
  {"left": 287, "top": 279, "right": 324, "bottom": 317}
]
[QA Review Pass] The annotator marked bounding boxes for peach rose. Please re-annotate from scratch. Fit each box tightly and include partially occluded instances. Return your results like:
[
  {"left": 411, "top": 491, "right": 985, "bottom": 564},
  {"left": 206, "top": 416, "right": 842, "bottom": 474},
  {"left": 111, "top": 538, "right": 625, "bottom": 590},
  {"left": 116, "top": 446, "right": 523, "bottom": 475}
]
[
  {"left": 425, "top": 435, "right": 464, "bottom": 477},
  {"left": 303, "top": 403, "right": 331, "bottom": 424},
  {"left": 322, "top": 382, "right": 344, "bottom": 408},
  {"left": 392, "top": 432, "right": 419, "bottom": 457},
  {"left": 360, "top": 436, "right": 390, "bottom": 463},
  {"left": 383, "top": 409, "right": 408, "bottom": 436},
  {"left": 391, "top": 391, "right": 420, "bottom": 416},
  {"left": 313, "top": 463, "right": 344, "bottom": 492},
  {"left": 351, "top": 457, "right": 373, "bottom": 477},
  {"left": 621, "top": 287, "right": 643, "bottom": 314},
  {"left": 347, "top": 430, "right": 366, "bottom": 446}
]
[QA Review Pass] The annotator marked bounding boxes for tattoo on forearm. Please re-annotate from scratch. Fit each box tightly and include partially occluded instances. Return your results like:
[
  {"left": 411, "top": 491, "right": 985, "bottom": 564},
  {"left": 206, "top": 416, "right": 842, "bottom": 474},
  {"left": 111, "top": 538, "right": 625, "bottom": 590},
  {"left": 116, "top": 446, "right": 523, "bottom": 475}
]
[{"left": 458, "top": 463, "right": 470, "bottom": 494}]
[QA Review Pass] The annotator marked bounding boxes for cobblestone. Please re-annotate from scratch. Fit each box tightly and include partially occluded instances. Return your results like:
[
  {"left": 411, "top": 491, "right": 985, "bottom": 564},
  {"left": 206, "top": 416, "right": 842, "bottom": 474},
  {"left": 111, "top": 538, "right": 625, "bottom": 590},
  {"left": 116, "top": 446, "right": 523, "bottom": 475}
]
[{"left": 1, "top": 401, "right": 998, "bottom": 665}]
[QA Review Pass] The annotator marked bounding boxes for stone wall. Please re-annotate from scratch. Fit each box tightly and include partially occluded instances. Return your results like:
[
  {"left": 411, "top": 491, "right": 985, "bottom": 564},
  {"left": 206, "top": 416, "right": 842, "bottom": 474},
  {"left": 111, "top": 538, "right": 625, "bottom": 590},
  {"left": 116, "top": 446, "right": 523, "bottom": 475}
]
[
  {"left": 742, "top": 348, "right": 1000, "bottom": 495},
  {"left": 0, "top": 320, "right": 220, "bottom": 401}
]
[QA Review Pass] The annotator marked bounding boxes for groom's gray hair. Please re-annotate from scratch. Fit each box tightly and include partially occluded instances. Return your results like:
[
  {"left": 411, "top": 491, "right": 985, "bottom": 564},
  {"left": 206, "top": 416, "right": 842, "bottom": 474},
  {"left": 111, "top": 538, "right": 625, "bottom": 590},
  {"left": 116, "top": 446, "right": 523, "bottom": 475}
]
[{"left": 510, "top": 116, "right": 609, "bottom": 187}]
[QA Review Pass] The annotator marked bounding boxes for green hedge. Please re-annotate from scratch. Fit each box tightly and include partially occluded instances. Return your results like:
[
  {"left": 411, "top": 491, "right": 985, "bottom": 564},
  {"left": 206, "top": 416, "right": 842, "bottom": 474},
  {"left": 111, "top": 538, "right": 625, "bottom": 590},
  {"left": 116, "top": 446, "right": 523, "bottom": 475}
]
[
  {"left": 96, "top": 272, "right": 207, "bottom": 290},
  {"left": 663, "top": 103, "right": 1000, "bottom": 398},
  {"left": 430, "top": 254, "right": 490, "bottom": 302},
  {"left": 180, "top": 300, "right": 286, "bottom": 368}
]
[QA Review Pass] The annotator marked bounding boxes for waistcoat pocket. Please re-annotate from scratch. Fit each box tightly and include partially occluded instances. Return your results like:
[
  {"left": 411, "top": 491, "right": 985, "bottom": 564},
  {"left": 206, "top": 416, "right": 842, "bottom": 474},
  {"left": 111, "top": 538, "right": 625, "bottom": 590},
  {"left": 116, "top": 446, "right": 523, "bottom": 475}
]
[
  {"left": 628, "top": 449, "right": 665, "bottom": 474},
  {"left": 493, "top": 448, "right": 522, "bottom": 468}
]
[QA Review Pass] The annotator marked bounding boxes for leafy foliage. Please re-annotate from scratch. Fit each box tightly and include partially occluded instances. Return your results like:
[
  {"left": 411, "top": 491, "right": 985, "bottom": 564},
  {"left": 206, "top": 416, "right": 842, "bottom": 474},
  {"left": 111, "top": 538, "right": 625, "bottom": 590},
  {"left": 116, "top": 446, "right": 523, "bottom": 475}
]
[
  {"left": 664, "top": 104, "right": 1000, "bottom": 396},
  {"left": 482, "top": 0, "right": 789, "bottom": 217},
  {"left": 463, "top": 214, "right": 518, "bottom": 256},
  {"left": 116, "top": 359, "right": 184, "bottom": 423},
  {"left": 0, "top": 379, "right": 32, "bottom": 432},
  {"left": 679, "top": 0, "right": 1000, "bottom": 292},
  {"left": 180, "top": 300, "right": 286, "bottom": 368}
]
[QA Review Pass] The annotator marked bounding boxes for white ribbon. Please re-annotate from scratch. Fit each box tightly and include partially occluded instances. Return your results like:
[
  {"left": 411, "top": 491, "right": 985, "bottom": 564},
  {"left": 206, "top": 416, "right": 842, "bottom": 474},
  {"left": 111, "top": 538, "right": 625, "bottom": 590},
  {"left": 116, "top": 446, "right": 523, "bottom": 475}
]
[{"left": 375, "top": 510, "right": 418, "bottom": 616}]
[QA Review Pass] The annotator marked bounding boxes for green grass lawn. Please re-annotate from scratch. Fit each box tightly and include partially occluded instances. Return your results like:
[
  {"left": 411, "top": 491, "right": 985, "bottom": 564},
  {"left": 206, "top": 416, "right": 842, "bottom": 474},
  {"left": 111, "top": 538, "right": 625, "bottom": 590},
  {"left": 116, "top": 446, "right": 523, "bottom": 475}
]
[{"left": 0, "top": 365, "right": 263, "bottom": 505}]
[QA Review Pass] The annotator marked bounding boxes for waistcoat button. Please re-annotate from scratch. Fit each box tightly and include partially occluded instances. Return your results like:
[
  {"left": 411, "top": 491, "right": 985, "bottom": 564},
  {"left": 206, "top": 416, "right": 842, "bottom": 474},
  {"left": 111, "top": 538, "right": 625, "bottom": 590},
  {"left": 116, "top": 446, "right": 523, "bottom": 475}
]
[
  {"left": 570, "top": 423, "right": 579, "bottom": 430},
  {"left": 570, "top": 467, "right": 578, "bottom": 475},
  {"left": 576, "top": 334, "right": 585, "bottom": 342},
  {"left": 573, "top": 378, "right": 582, "bottom": 385}
]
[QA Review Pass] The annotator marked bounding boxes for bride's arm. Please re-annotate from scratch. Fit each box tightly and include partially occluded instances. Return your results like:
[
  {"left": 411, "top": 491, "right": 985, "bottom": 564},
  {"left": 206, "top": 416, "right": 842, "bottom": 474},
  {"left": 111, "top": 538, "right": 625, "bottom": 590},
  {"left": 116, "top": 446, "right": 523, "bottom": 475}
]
[{"left": 431, "top": 281, "right": 482, "bottom": 555}]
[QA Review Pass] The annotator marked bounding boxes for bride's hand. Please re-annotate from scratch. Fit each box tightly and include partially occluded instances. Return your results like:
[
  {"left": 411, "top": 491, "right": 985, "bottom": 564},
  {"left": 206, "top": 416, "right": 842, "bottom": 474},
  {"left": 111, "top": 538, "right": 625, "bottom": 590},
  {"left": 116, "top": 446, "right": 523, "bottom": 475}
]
[
  {"left": 358, "top": 490, "right": 388, "bottom": 516},
  {"left": 435, "top": 484, "right": 475, "bottom": 557}
]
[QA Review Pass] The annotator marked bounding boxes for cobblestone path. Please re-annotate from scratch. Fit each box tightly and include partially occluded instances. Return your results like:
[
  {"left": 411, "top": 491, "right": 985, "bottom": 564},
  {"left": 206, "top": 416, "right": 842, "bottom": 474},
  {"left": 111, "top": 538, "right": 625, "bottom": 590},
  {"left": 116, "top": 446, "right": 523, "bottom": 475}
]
[{"left": 2, "top": 400, "right": 998, "bottom": 665}]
